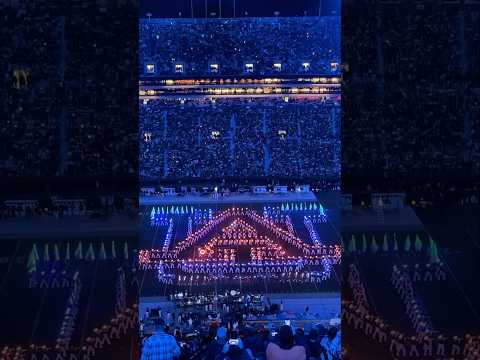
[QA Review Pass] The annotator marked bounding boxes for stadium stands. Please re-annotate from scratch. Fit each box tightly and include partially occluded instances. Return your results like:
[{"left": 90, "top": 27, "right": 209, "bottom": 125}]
[
  {"left": 139, "top": 291, "right": 341, "bottom": 360},
  {"left": 140, "top": 97, "right": 340, "bottom": 182},
  {"left": 0, "top": 0, "right": 137, "bottom": 178},
  {"left": 139, "top": 16, "right": 341, "bottom": 185},
  {"left": 139, "top": 17, "right": 340, "bottom": 77},
  {"left": 342, "top": 2, "right": 480, "bottom": 197}
]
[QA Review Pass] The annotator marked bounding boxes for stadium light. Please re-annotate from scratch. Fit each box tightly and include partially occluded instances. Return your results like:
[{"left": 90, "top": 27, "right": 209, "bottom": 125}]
[
  {"left": 175, "top": 63, "right": 184, "bottom": 74},
  {"left": 146, "top": 63, "right": 155, "bottom": 74},
  {"left": 210, "top": 63, "right": 219, "bottom": 73},
  {"left": 144, "top": 132, "right": 153, "bottom": 142}
]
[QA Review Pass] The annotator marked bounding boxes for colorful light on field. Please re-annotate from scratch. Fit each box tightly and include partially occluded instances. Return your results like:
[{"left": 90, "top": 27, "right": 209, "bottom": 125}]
[{"left": 141, "top": 205, "right": 340, "bottom": 284}]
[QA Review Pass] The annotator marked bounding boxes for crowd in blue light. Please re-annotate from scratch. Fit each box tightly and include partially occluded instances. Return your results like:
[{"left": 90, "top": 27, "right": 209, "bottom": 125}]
[
  {"left": 139, "top": 17, "right": 340, "bottom": 76},
  {"left": 140, "top": 97, "right": 340, "bottom": 182},
  {"left": 1, "top": 1, "right": 137, "bottom": 177},
  {"left": 342, "top": 3, "right": 480, "bottom": 196}
]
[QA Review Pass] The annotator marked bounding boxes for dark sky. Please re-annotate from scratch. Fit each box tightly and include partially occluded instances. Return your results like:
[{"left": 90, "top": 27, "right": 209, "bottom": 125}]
[{"left": 140, "top": 0, "right": 340, "bottom": 18}]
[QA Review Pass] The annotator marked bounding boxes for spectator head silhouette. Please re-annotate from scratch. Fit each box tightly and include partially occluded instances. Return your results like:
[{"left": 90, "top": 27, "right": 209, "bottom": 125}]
[
  {"left": 154, "top": 318, "right": 166, "bottom": 331},
  {"left": 225, "top": 345, "right": 242, "bottom": 360},
  {"left": 278, "top": 325, "right": 294, "bottom": 350},
  {"left": 327, "top": 327, "right": 338, "bottom": 341}
]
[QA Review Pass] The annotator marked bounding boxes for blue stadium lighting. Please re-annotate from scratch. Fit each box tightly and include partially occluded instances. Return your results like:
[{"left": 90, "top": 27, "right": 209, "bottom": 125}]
[{"left": 139, "top": 15, "right": 341, "bottom": 297}]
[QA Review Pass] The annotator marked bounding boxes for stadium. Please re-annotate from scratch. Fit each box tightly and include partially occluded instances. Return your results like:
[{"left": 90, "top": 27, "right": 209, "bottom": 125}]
[
  {"left": 138, "top": 13, "right": 342, "bottom": 360},
  {"left": 139, "top": 191, "right": 340, "bottom": 292},
  {"left": 340, "top": 192, "right": 480, "bottom": 360},
  {"left": 0, "top": 211, "right": 138, "bottom": 360},
  {"left": 1, "top": 0, "right": 139, "bottom": 359},
  {"left": 341, "top": 0, "right": 480, "bottom": 358},
  {"left": 139, "top": 17, "right": 341, "bottom": 183},
  {"left": 139, "top": 189, "right": 342, "bottom": 359}
]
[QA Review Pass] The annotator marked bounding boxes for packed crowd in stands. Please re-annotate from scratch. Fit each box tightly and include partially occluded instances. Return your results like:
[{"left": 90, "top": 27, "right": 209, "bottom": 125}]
[
  {"left": 65, "top": 0, "right": 137, "bottom": 176},
  {"left": 342, "top": 2, "right": 480, "bottom": 197},
  {"left": 140, "top": 291, "right": 341, "bottom": 360},
  {"left": 139, "top": 17, "right": 340, "bottom": 77},
  {"left": 140, "top": 97, "right": 340, "bottom": 181},
  {"left": 139, "top": 15, "right": 341, "bottom": 184},
  {"left": 0, "top": 1, "right": 62, "bottom": 176},
  {"left": 0, "top": 0, "right": 137, "bottom": 178}
]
